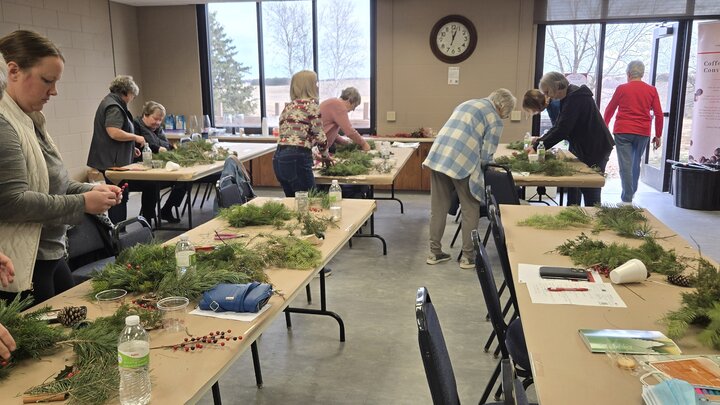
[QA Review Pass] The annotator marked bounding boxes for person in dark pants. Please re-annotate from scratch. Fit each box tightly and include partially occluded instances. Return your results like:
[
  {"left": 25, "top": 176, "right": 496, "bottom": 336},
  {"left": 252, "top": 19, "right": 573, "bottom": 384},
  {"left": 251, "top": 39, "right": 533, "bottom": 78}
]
[
  {"left": 534, "top": 72, "right": 615, "bottom": 206},
  {"left": 272, "top": 70, "right": 330, "bottom": 197},
  {"left": 0, "top": 30, "right": 120, "bottom": 305},
  {"left": 133, "top": 101, "right": 187, "bottom": 223},
  {"left": 87, "top": 75, "right": 145, "bottom": 224}
]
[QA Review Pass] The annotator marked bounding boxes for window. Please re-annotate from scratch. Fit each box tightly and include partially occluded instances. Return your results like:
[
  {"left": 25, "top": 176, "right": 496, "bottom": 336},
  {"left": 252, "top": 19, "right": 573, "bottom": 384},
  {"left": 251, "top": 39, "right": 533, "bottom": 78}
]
[
  {"left": 207, "top": 0, "right": 373, "bottom": 132},
  {"left": 208, "top": 3, "right": 260, "bottom": 128},
  {"left": 540, "top": 24, "right": 601, "bottom": 135}
]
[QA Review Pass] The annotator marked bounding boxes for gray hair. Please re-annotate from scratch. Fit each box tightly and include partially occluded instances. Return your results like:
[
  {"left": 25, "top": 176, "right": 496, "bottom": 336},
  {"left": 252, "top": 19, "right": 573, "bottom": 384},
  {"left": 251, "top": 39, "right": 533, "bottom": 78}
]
[
  {"left": 488, "top": 88, "right": 516, "bottom": 119},
  {"left": 109, "top": 75, "right": 139, "bottom": 97},
  {"left": 626, "top": 60, "right": 645, "bottom": 79},
  {"left": 142, "top": 100, "right": 165, "bottom": 117},
  {"left": 539, "top": 72, "right": 569, "bottom": 95},
  {"left": 340, "top": 87, "right": 361, "bottom": 109},
  {"left": 0, "top": 53, "right": 6, "bottom": 97}
]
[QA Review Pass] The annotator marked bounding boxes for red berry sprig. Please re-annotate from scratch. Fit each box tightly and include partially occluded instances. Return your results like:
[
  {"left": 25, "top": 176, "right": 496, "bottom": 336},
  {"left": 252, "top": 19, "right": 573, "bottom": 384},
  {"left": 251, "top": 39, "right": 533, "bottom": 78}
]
[
  {"left": 155, "top": 329, "right": 242, "bottom": 352},
  {"left": 589, "top": 263, "right": 612, "bottom": 278}
]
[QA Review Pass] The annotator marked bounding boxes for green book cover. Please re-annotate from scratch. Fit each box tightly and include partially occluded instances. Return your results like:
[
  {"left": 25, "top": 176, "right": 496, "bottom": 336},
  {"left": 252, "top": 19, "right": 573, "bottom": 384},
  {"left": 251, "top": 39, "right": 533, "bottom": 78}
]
[{"left": 579, "top": 329, "right": 682, "bottom": 355}]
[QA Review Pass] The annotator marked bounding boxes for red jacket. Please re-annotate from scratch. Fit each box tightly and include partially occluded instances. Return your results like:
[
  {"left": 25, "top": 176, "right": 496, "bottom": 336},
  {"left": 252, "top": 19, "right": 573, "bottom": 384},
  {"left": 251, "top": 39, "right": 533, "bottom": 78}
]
[{"left": 603, "top": 80, "right": 663, "bottom": 137}]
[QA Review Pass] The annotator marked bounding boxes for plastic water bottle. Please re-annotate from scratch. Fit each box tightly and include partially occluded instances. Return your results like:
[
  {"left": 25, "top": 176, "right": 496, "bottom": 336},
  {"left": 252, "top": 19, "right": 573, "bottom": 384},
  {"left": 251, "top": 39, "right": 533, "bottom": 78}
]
[
  {"left": 175, "top": 235, "right": 196, "bottom": 277},
  {"left": 523, "top": 132, "right": 532, "bottom": 149},
  {"left": 118, "top": 315, "right": 151, "bottom": 405},
  {"left": 329, "top": 180, "right": 342, "bottom": 221},
  {"left": 142, "top": 143, "right": 152, "bottom": 168},
  {"left": 537, "top": 141, "right": 546, "bottom": 163}
]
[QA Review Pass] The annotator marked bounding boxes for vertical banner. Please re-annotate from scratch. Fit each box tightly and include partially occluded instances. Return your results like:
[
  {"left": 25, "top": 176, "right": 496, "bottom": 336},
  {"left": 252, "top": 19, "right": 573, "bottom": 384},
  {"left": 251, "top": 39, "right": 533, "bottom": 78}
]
[{"left": 689, "top": 21, "right": 720, "bottom": 163}]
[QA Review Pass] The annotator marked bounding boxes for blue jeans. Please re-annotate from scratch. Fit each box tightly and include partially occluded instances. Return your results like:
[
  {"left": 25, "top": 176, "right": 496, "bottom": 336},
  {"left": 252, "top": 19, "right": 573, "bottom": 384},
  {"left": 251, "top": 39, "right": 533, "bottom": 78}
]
[
  {"left": 614, "top": 133, "right": 650, "bottom": 203},
  {"left": 272, "top": 146, "right": 316, "bottom": 197}
]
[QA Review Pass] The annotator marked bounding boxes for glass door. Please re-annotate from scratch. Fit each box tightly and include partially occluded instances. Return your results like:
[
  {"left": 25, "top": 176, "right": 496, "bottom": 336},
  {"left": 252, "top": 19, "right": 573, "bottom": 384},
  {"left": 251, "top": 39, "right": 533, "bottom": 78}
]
[{"left": 643, "top": 24, "right": 677, "bottom": 191}]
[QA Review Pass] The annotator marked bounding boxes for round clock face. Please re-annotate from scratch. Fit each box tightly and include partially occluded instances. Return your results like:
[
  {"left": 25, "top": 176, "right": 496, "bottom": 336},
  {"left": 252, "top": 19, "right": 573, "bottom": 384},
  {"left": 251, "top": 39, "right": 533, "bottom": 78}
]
[
  {"left": 436, "top": 22, "right": 471, "bottom": 57},
  {"left": 429, "top": 15, "right": 477, "bottom": 64}
]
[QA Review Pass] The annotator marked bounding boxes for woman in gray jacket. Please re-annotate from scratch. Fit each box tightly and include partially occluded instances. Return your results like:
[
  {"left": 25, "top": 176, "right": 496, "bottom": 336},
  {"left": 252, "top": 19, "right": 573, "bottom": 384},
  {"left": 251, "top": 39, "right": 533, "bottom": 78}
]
[{"left": 0, "top": 30, "right": 120, "bottom": 305}]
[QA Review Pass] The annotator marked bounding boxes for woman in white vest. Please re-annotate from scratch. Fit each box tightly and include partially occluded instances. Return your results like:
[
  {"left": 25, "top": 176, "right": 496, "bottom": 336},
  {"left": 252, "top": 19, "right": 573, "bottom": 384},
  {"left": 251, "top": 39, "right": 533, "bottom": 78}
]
[{"left": 0, "top": 30, "right": 120, "bottom": 305}]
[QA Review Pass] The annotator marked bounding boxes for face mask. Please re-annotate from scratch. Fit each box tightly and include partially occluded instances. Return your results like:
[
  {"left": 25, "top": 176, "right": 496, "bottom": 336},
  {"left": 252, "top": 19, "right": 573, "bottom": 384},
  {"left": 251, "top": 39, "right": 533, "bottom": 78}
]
[{"left": 641, "top": 372, "right": 699, "bottom": 405}]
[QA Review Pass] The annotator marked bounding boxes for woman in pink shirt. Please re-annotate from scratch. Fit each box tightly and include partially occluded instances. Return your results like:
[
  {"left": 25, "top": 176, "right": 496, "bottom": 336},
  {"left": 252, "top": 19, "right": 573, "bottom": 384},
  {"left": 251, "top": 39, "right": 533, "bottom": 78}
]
[
  {"left": 604, "top": 60, "right": 663, "bottom": 204},
  {"left": 319, "top": 87, "right": 370, "bottom": 151}
]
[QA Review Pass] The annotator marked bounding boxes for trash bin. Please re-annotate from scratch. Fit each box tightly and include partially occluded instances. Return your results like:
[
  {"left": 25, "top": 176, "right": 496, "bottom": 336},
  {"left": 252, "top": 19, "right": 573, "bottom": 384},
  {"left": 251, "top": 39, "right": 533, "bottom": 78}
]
[{"left": 672, "top": 164, "right": 720, "bottom": 210}]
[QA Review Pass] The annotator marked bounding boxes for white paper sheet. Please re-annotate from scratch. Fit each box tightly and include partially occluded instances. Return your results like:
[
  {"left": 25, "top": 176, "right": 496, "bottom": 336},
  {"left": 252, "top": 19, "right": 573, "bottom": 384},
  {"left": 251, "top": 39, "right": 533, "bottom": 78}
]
[
  {"left": 518, "top": 264, "right": 623, "bottom": 307},
  {"left": 391, "top": 142, "right": 419, "bottom": 148},
  {"left": 189, "top": 304, "right": 270, "bottom": 322},
  {"left": 525, "top": 280, "right": 626, "bottom": 307}
]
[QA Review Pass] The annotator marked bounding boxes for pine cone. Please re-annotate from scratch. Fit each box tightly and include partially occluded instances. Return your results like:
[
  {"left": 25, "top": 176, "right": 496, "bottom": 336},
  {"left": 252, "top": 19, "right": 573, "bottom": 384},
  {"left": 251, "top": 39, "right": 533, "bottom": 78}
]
[
  {"left": 57, "top": 306, "right": 87, "bottom": 327},
  {"left": 667, "top": 274, "right": 693, "bottom": 288}
]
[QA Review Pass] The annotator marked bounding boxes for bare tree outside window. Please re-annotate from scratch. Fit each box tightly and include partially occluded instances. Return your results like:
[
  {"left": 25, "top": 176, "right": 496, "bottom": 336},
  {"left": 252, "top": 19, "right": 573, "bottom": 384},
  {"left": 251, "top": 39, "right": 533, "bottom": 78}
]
[
  {"left": 264, "top": 2, "right": 313, "bottom": 78},
  {"left": 319, "top": 0, "right": 364, "bottom": 98}
]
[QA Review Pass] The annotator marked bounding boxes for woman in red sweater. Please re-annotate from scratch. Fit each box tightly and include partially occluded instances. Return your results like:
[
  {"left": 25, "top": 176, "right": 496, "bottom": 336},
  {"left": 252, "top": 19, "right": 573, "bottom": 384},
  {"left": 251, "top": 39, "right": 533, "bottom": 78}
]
[{"left": 604, "top": 60, "right": 663, "bottom": 204}]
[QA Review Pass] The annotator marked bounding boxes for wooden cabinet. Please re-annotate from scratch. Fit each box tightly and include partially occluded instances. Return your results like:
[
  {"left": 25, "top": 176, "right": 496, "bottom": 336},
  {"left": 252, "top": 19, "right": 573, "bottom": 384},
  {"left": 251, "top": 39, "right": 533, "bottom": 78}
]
[
  {"left": 244, "top": 152, "right": 279, "bottom": 187},
  {"left": 376, "top": 143, "right": 432, "bottom": 191}
]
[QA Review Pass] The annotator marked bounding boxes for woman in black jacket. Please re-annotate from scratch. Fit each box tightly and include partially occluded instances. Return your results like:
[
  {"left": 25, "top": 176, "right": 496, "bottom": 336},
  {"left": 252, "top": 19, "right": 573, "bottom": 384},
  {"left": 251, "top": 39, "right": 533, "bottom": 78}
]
[{"left": 535, "top": 72, "right": 614, "bottom": 206}]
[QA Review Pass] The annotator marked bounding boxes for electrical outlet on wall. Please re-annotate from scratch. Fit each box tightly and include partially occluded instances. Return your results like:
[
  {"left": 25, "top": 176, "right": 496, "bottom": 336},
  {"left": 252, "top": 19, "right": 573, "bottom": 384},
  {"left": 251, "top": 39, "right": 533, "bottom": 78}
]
[
  {"left": 386, "top": 111, "right": 396, "bottom": 122},
  {"left": 510, "top": 111, "right": 521, "bottom": 122}
]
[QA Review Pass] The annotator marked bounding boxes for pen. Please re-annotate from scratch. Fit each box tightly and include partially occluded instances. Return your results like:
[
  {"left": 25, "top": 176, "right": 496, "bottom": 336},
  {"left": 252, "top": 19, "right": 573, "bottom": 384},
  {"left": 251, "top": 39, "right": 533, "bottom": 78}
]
[{"left": 547, "top": 287, "right": 589, "bottom": 292}]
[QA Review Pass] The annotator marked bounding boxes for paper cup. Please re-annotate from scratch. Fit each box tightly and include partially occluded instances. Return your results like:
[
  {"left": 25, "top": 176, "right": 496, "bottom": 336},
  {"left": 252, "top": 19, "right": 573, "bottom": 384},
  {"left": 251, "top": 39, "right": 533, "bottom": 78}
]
[
  {"left": 166, "top": 161, "right": 181, "bottom": 171},
  {"left": 609, "top": 259, "right": 648, "bottom": 284},
  {"left": 528, "top": 153, "right": 539, "bottom": 163}
]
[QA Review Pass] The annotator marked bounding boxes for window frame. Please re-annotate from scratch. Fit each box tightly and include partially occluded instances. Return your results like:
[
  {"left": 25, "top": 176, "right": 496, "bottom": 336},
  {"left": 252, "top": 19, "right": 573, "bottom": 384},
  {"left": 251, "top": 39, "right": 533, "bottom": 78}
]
[{"left": 197, "top": 1, "right": 376, "bottom": 134}]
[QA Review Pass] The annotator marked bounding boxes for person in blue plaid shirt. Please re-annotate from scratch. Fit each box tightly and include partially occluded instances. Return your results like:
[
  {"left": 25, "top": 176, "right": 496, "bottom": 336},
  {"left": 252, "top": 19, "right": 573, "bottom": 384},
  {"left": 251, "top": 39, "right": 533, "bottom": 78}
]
[{"left": 423, "top": 89, "right": 516, "bottom": 269}]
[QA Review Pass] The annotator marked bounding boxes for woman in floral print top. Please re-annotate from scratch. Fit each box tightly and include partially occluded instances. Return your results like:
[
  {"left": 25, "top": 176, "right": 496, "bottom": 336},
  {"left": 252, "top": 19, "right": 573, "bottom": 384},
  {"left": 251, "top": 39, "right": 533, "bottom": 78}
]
[{"left": 273, "top": 70, "right": 330, "bottom": 197}]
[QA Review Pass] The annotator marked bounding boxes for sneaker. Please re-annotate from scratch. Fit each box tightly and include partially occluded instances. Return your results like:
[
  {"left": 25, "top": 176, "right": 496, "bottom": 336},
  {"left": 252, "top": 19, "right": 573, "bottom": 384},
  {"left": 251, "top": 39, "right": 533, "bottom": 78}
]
[
  {"left": 459, "top": 257, "right": 475, "bottom": 269},
  {"left": 160, "top": 207, "right": 181, "bottom": 223},
  {"left": 427, "top": 252, "right": 452, "bottom": 265}
]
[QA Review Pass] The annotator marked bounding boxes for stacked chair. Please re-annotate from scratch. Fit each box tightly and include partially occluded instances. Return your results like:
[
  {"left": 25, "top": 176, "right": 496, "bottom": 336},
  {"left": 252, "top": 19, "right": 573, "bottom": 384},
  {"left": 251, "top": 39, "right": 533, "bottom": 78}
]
[{"left": 472, "top": 229, "right": 534, "bottom": 403}]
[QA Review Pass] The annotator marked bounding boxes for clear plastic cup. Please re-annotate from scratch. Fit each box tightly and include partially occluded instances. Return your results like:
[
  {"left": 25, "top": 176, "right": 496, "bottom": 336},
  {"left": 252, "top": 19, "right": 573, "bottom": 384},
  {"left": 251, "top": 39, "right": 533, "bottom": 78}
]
[
  {"left": 95, "top": 288, "right": 127, "bottom": 315},
  {"left": 157, "top": 296, "right": 190, "bottom": 333},
  {"left": 295, "top": 191, "right": 309, "bottom": 213}
]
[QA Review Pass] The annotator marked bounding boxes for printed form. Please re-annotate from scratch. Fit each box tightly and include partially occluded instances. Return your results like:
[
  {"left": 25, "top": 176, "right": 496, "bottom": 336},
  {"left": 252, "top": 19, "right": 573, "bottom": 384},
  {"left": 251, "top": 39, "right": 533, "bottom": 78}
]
[{"left": 518, "top": 263, "right": 627, "bottom": 308}]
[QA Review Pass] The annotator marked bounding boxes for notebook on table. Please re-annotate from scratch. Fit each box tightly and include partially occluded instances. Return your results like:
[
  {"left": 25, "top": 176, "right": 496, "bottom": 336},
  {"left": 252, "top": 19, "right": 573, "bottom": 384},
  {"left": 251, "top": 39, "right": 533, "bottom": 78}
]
[{"left": 578, "top": 329, "right": 682, "bottom": 355}]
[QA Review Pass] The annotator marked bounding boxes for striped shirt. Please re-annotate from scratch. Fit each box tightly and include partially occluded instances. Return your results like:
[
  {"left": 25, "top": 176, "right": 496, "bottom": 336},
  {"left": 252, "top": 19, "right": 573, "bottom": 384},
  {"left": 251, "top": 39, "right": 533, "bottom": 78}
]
[{"left": 423, "top": 98, "right": 503, "bottom": 201}]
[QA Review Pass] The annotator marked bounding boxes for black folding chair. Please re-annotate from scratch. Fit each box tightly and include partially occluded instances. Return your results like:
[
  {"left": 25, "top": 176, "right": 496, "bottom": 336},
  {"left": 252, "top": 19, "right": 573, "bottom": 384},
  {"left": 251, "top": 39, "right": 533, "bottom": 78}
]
[
  {"left": 451, "top": 163, "right": 521, "bottom": 260},
  {"left": 483, "top": 203, "right": 521, "bottom": 356},
  {"left": 416, "top": 286, "right": 460, "bottom": 405},
  {"left": 472, "top": 229, "right": 533, "bottom": 404}
]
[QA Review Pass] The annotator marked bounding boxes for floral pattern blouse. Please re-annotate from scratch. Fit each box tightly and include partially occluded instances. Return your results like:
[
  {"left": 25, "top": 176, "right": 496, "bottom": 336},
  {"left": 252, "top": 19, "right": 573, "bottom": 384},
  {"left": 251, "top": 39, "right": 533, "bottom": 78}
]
[{"left": 277, "top": 99, "right": 329, "bottom": 157}]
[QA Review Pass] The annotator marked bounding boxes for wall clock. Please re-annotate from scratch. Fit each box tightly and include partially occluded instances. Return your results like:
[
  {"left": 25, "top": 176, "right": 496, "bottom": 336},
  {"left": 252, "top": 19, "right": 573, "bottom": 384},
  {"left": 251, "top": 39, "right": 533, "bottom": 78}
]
[{"left": 429, "top": 15, "right": 477, "bottom": 64}]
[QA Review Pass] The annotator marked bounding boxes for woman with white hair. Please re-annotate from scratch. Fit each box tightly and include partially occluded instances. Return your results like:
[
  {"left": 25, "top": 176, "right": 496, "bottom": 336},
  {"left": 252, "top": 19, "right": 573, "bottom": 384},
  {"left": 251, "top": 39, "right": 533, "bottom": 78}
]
[
  {"left": 603, "top": 60, "right": 663, "bottom": 204},
  {"left": 536, "top": 71, "right": 614, "bottom": 206},
  {"left": 272, "top": 70, "right": 330, "bottom": 196},
  {"left": 87, "top": 75, "right": 145, "bottom": 223},
  {"left": 0, "top": 30, "right": 120, "bottom": 303},
  {"left": 423, "top": 88, "right": 516, "bottom": 269},
  {"left": 320, "top": 87, "right": 370, "bottom": 151}
]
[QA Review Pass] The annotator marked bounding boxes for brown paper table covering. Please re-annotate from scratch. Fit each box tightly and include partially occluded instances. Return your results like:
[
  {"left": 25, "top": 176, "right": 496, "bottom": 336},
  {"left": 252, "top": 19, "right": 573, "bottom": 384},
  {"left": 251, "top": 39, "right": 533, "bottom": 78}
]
[
  {"left": 314, "top": 147, "right": 415, "bottom": 186},
  {"left": 500, "top": 204, "right": 718, "bottom": 405},
  {"left": 494, "top": 144, "right": 606, "bottom": 188},
  {"left": 0, "top": 197, "right": 376, "bottom": 404},
  {"left": 104, "top": 143, "right": 276, "bottom": 183}
]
